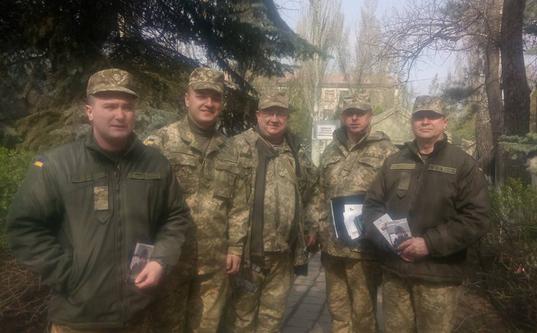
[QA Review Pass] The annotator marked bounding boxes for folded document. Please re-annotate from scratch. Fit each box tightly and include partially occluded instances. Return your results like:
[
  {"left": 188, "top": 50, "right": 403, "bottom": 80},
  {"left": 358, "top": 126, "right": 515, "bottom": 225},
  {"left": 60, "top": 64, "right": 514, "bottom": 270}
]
[{"left": 373, "top": 214, "right": 412, "bottom": 249}]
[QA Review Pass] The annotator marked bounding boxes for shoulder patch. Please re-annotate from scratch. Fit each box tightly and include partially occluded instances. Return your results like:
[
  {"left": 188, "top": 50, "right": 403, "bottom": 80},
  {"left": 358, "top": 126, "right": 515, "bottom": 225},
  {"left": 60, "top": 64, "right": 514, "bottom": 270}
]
[
  {"left": 33, "top": 158, "right": 45, "bottom": 168},
  {"left": 390, "top": 163, "right": 415, "bottom": 170},
  {"left": 428, "top": 164, "right": 457, "bottom": 175},
  {"left": 143, "top": 135, "right": 161, "bottom": 147}
]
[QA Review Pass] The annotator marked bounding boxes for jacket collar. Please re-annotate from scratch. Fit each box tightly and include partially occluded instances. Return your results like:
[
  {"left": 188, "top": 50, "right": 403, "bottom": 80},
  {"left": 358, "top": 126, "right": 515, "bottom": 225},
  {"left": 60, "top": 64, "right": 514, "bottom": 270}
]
[
  {"left": 177, "top": 116, "right": 226, "bottom": 155},
  {"left": 248, "top": 127, "right": 301, "bottom": 156},
  {"left": 333, "top": 126, "right": 384, "bottom": 153},
  {"left": 85, "top": 130, "right": 142, "bottom": 162},
  {"left": 405, "top": 134, "right": 448, "bottom": 161}
]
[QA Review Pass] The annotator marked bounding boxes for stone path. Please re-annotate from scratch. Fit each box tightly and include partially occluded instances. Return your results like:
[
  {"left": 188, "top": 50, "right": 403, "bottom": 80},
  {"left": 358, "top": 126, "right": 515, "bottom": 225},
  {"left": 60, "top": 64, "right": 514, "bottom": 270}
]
[{"left": 282, "top": 253, "right": 330, "bottom": 333}]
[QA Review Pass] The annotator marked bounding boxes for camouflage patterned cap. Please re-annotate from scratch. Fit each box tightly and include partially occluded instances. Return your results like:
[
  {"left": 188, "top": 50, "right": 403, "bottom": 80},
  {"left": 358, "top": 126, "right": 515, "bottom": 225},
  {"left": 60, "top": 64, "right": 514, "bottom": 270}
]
[
  {"left": 258, "top": 91, "right": 289, "bottom": 110},
  {"left": 412, "top": 95, "right": 445, "bottom": 115},
  {"left": 188, "top": 67, "right": 224, "bottom": 94},
  {"left": 86, "top": 68, "right": 138, "bottom": 97},
  {"left": 338, "top": 94, "right": 372, "bottom": 113}
]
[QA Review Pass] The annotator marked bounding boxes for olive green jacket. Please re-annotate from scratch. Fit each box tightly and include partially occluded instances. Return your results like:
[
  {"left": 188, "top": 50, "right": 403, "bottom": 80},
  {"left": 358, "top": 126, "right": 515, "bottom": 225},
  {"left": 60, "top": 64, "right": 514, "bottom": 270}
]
[
  {"left": 233, "top": 128, "right": 318, "bottom": 268},
  {"left": 318, "top": 128, "right": 397, "bottom": 259},
  {"left": 363, "top": 137, "right": 490, "bottom": 283},
  {"left": 6, "top": 134, "right": 191, "bottom": 329},
  {"left": 144, "top": 117, "right": 249, "bottom": 275}
]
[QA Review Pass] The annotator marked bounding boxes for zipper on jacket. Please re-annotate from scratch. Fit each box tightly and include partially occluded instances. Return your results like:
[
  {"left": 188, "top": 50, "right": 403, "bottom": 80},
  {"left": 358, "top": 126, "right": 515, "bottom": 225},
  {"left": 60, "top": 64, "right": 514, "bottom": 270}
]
[{"left": 114, "top": 162, "right": 126, "bottom": 325}]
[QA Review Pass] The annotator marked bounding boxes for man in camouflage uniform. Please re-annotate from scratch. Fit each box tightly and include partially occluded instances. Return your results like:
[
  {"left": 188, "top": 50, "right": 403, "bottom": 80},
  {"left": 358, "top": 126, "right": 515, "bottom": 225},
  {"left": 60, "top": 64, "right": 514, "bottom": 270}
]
[
  {"left": 227, "top": 92, "right": 318, "bottom": 333},
  {"left": 144, "top": 67, "right": 249, "bottom": 332},
  {"left": 317, "top": 95, "right": 397, "bottom": 332},
  {"left": 363, "top": 96, "right": 490, "bottom": 333},
  {"left": 7, "top": 69, "right": 191, "bottom": 333}
]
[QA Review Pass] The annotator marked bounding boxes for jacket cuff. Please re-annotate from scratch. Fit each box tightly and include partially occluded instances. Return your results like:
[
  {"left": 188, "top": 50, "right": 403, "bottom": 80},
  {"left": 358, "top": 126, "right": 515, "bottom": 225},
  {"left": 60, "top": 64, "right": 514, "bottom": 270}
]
[
  {"left": 422, "top": 233, "right": 437, "bottom": 257},
  {"left": 227, "top": 246, "right": 243, "bottom": 256}
]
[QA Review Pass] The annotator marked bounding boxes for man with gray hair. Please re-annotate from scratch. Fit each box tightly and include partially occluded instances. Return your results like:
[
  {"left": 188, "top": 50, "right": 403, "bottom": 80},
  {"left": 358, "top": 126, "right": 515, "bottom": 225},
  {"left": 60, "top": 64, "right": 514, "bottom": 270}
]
[
  {"left": 363, "top": 95, "right": 490, "bottom": 332},
  {"left": 227, "top": 91, "right": 318, "bottom": 332}
]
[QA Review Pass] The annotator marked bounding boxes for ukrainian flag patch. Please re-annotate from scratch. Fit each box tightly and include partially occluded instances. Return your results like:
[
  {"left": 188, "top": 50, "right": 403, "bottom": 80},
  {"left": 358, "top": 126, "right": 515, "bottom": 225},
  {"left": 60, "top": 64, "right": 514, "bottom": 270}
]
[{"left": 33, "top": 158, "right": 44, "bottom": 168}]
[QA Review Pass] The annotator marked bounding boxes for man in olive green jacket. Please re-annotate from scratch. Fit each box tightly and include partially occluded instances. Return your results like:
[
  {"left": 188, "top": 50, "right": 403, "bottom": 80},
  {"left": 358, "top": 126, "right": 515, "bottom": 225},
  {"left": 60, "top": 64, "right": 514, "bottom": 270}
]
[
  {"left": 6, "top": 69, "right": 191, "bottom": 332},
  {"left": 143, "top": 67, "right": 249, "bottom": 332},
  {"left": 318, "top": 95, "right": 397, "bottom": 333},
  {"left": 363, "top": 96, "right": 490, "bottom": 333},
  {"left": 227, "top": 92, "right": 318, "bottom": 333}
]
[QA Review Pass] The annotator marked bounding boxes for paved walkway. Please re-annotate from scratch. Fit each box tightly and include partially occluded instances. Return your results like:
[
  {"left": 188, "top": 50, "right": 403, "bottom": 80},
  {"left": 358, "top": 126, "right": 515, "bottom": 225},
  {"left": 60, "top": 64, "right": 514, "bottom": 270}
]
[{"left": 282, "top": 253, "right": 330, "bottom": 333}]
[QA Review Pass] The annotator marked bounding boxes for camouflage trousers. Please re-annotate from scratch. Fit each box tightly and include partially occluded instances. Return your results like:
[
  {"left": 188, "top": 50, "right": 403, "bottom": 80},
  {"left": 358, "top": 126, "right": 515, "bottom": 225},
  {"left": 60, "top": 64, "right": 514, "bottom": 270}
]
[
  {"left": 145, "top": 264, "right": 192, "bottom": 333},
  {"left": 321, "top": 253, "right": 381, "bottom": 333},
  {"left": 382, "top": 272, "right": 460, "bottom": 333},
  {"left": 186, "top": 269, "right": 230, "bottom": 333},
  {"left": 227, "top": 252, "right": 293, "bottom": 333},
  {"left": 147, "top": 263, "right": 228, "bottom": 333}
]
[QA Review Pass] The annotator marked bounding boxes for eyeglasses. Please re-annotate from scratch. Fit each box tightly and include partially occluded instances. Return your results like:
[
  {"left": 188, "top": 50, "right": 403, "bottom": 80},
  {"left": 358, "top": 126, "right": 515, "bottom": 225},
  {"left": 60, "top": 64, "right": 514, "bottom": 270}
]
[
  {"left": 258, "top": 109, "right": 289, "bottom": 118},
  {"left": 411, "top": 111, "right": 444, "bottom": 121}
]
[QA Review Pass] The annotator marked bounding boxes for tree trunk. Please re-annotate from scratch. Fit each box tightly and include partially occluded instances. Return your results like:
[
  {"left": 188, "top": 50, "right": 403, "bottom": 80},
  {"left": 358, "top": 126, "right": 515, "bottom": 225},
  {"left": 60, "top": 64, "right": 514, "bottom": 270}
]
[
  {"left": 484, "top": 42, "right": 503, "bottom": 145},
  {"left": 469, "top": 47, "right": 494, "bottom": 174},
  {"left": 501, "top": 0, "right": 530, "bottom": 135},
  {"left": 484, "top": 43, "right": 504, "bottom": 184},
  {"left": 484, "top": 0, "right": 504, "bottom": 145}
]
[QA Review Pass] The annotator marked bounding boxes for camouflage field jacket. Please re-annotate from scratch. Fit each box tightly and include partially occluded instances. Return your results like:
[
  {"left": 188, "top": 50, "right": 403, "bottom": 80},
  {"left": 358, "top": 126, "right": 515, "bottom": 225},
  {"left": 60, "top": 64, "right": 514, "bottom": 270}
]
[
  {"left": 233, "top": 128, "right": 318, "bottom": 268},
  {"left": 144, "top": 117, "right": 249, "bottom": 275},
  {"left": 318, "top": 127, "right": 397, "bottom": 259}
]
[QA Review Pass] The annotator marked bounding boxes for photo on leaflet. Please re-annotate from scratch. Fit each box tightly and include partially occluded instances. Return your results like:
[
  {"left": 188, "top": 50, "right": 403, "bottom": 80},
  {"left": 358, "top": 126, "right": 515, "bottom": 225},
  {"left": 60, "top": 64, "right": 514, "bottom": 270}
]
[
  {"left": 129, "top": 243, "right": 154, "bottom": 282},
  {"left": 387, "top": 219, "right": 412, "bottom": 248}
]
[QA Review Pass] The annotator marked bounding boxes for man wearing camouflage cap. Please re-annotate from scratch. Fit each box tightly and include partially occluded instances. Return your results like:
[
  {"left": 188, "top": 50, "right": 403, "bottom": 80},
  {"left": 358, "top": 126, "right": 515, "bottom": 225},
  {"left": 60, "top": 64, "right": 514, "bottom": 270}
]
[
  {"left": 144, "top": 67, "right": 249, "bottom": 332},
  {"left": 316, "top": 93, "right": 397, "bottom": 332},
  {"left": 363, "top": 95, "right": 490, "bottom": 332},
  {"left": 227, "top": 91, "right": 318, "bottom": 332},
  {"left": 6, "top": 68, "right": 191, "bottom": 332}
]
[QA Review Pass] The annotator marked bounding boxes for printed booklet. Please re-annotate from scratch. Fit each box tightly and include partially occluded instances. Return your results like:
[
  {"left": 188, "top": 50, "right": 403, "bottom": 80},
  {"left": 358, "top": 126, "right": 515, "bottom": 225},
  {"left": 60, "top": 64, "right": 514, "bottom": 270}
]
[
  {"left": 372, "top": 214, "right": 412, "bottom": 249},
  {"left": 330, "top": 194, "right": 365, "bottom": 244},
  {"left": 129, "top": 243, "right": 154, "bottom": 282}
]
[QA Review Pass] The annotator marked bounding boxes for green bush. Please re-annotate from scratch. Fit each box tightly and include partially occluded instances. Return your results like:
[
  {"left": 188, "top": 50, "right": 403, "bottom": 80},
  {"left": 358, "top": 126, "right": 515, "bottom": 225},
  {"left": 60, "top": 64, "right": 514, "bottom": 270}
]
[
  {"left": 0, "top": 147, "right": 33, "bottom": 249},
  {"left": 479, "top": 179, "right": 537, "bottom": 331}
]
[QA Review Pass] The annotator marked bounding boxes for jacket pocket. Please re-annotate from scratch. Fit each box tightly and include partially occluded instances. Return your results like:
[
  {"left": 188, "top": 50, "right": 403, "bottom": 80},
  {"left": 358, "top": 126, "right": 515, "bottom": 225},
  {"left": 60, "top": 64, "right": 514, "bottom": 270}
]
[
  {"left": 71, "top": 172, "right": 112, "bottom": 224},
  {"left": 213, "top": 158, "right": 240, "bottom": 200},
  {"left": 396, "top": 171, "right": 411, "bottom": 198},
  {"left": 169, "top": 151, "right": 198, "bottom": 193}
]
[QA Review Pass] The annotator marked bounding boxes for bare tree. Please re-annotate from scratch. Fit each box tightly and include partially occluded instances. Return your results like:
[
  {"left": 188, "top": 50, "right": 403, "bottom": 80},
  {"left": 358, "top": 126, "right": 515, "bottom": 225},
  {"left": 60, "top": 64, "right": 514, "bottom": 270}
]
[
  {"left": 378, "top": 0, "right": 509, "bottom": 175},
  {"left": 354, "top": 0, "right": 384, "bottom": 87},
  {"left": 296, "top": 0, "right": 344, "bottom": 120}
]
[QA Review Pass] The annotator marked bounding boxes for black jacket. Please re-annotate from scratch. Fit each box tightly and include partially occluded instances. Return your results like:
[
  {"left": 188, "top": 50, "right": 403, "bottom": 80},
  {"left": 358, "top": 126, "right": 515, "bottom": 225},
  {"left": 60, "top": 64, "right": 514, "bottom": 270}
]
[
  {"left": 7, "top": 135, "right": 191, "bottom": 328},
  {"left": 363, "top": 138, "right": 489, "bottom": 283}
]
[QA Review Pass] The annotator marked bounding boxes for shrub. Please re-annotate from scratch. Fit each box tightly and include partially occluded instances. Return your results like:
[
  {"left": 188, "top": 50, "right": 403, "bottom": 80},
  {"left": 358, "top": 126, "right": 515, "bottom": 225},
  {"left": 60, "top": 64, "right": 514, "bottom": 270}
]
[
  {"left": 0, "top": 147, "right": 32, "bottom": 249},
  {"left": 0, "top": 147, "right": 48, "bottom": 332},
  {"left": 479, "top": 179, "right": 537, "bottom": 331}
]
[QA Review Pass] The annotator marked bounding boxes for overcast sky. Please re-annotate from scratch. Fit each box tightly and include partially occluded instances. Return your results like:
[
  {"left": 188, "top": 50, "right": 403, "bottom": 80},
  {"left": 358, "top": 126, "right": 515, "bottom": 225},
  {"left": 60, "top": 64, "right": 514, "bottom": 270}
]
[{"left": 275, "top": 0, "right": 456, "bottom": 95}]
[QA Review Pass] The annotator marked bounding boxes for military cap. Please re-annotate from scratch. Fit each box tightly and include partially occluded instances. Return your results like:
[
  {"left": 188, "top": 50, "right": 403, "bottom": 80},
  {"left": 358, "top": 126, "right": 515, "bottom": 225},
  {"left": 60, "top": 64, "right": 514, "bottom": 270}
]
[
  {"left": 188, "top": 67, "right": 224, "bottom": 94},
  {"left": 258, "top": 91, "right": 289, "bottom": 111},
  {"left": 338, "top": 94, "right": 372, "bottom": 113},
  {"left": 86, "top": 68, "right": 138, "bottom": 97},
  {"left": 413, "top": 95, "right": 445, "bottom": 116}
]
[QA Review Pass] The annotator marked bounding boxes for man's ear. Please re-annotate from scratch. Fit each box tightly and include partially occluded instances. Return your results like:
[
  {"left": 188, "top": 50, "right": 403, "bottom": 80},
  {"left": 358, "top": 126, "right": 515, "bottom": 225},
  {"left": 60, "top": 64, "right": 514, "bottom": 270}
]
[
  {"left": 85, "top": 104, "right": 94, "bottom": 122},
  {"left": 184, "top": 92, "right": 190, "bottom": 108}
]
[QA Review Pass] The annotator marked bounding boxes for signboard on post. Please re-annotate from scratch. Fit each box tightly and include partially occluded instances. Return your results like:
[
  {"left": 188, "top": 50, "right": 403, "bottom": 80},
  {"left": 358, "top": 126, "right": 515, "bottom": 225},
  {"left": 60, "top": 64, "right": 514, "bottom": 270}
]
[
  {"left": 313, "top": 120, "right": 338, "bottom": 140},
  {"left": 311, "top": 120, "right": 339, "bottom": 166}
]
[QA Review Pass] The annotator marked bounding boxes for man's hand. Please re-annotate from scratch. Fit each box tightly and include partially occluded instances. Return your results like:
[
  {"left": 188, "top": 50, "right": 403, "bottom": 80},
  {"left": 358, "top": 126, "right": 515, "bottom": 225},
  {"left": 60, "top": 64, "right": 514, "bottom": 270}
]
[
  {"left": 397, "top": 237, "right": 429, "bottom": 262},
  {"left": 135, "top": 261, "right": 164, "bottom": 289},
  {"left": 306, "top": 232, "right": 317, "bottom": 249},
  {"left": 306, "top": 232, "right": 319, "bottom": 253},
  {"left": 226, "top": 254, "right": 241, "bottom": 275}
]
